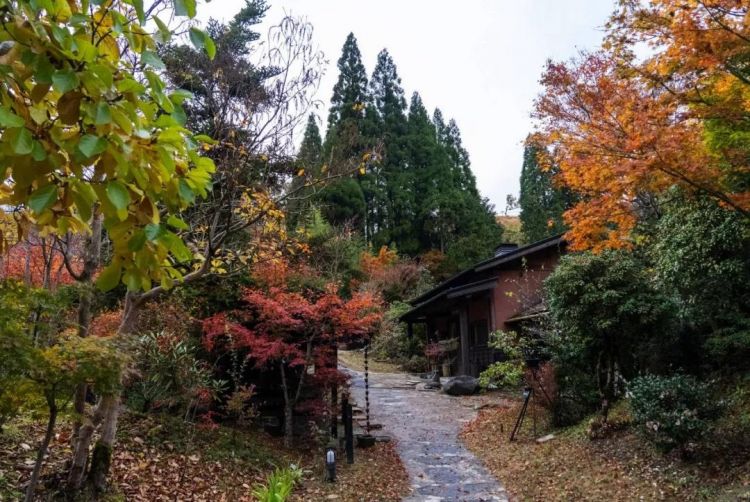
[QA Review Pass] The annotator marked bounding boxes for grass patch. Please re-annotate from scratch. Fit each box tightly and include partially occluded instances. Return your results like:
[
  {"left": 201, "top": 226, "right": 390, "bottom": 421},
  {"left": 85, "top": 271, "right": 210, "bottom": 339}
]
[{"left": 338, "top": 349, "right": 405, "bottom": 373}]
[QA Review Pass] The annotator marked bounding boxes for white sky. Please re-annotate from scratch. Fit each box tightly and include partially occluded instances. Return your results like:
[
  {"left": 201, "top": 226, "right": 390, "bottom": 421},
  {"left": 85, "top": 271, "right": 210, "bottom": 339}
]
[{"left": 201, "top": 0, "right": 615, "bottom": 212}]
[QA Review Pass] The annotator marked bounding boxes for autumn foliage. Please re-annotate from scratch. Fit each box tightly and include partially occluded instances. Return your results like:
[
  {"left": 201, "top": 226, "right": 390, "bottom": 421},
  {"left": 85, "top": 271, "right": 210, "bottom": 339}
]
[{"left": 534, "top": 0, "right": 750, "bottom": 250}]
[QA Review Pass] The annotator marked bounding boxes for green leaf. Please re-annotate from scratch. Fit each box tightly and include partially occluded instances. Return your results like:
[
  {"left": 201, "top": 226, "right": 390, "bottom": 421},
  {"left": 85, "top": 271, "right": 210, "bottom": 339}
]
[
  {"left": 145, "top": 223, "right": 163, "bottom": 241},
  {"left": 128, "top": 230, "right": 147, "bottom": 252},
  {"left": 205, "top": 36, "right": 216, "bottom": 60},
  {"left": 12, "top": 128, "right": 33, "bottom": 155},
  {"left": 188, "top": 28, "right": 215, "bottom": 59},
  {"left": 94, "top": 102, "right": 112, "bottom": 125},
  {"left": 154, "top": 16, "right": 171, "bottom": 44},
  {"left": 78, "top": 134, "right": 107, "bottom": 157},
  {"left": 0, "top": 107, "right": 26, "bottom": 127},
  {"left": 141, "top": 50, "right": 165, "bottom": 70},
  {"left": 126, "top": 0, "right": 145, "bottom": 24},
  {"left": 96, "top": 262, "right": 122, "bottom": 292},
  {"left": 31, "top": 141, "right": 47, "bottom": 161},
  {"left": 51, "top": 69, "right": 80, "bottom": 94},
  {"left": 178, "top": 179, "right": 195, "bottom": 203},
  {"left": 106, "top": 181, "right": 131, "bottom": 211},
  {"left": 167, "top": 215, "right": 189, "bottom": 230},
  {"left": 174, "top": 0, "right": 196, "bottom": 18},
  {"left": 189, "top": 27, "right": 205, "bottom": 51},
  {"left": 28, "top": 184, "right": 58, "bottom": 214},
  {"left": 162, "top": 232, "right": 191, "bottom": 262}
]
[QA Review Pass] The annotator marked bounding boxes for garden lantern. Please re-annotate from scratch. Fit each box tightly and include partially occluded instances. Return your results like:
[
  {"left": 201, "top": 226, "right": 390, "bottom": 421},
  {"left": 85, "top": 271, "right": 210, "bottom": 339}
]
[{"left": 325, "top": 445, "right": 336, "bottom": 482}]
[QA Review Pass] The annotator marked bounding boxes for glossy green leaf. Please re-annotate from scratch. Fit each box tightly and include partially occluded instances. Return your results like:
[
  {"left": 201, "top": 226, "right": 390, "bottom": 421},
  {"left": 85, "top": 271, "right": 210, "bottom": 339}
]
[
  {"left": 0, "top": 107, "right": 25, "bottom": 127},
  {"left": 106, "top": 181, "right": 131, "bottom": 211},
  {"left": 12, "top": 128, "right": 33, "bottom": 155},
  {"left": 174, "top": 0, "right": 196, "bottom": 18},
  {"left": 145, "top": 223, "right": 163, "bottom": 241},
  {"left": 28, "top": 184, "right": 58, "bottom": 214},
  {"left": 178, "top": 179, "right": 195, "bottom": 203},
  {"left": 94, "top": 102, "right": 112, "bottom": 125},
  {"left": 51, "top": 69, "right": 79, "bottom": 93},
  {"left": 78, "top": 134, "right": 107, "bottom": 157},
  {"left": 128, "top": 230, "right": 147, "bottom": 252},
  {"left": 167, "top": 214, "right": 189, "bottom": 230},
  {"left": 141, "top": 50, "right": 165, "bottom": 70}
]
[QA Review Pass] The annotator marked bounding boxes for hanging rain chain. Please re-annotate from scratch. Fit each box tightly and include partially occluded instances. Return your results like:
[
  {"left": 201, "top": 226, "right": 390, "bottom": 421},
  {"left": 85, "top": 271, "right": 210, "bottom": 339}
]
[{"left": 364, "top": 344, "right": 371, "bottom": 433}]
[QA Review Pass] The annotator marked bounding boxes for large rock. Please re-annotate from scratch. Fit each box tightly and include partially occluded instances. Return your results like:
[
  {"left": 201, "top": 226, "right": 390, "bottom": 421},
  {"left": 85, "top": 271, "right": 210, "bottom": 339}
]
[{"left": 441, "top": 375, "right": 479, "bottom": 396}]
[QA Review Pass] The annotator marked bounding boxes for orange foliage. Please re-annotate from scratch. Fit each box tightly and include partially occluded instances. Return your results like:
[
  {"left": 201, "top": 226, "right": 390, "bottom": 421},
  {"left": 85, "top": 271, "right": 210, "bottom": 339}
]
[
  {"left": 360, "top": 246, "right": 398, "bottom": 277},
  {"left": 89, "top": 310, "right": 123, "bottom": 338},
  {"left": 534, "top": 1, "right": 750, "bottom": 251}
]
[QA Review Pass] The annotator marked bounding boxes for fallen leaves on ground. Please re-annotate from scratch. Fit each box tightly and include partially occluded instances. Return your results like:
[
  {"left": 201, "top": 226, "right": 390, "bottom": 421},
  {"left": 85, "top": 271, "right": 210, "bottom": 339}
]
[
  {"left": 460, "top": 402, "right": 750, "bottom": 501},
  {"left": 1, "top": 410, "right": 408, "bottom": 501},
  {"left": 293, "top": 442, "right": 409, "bottom": 502}
]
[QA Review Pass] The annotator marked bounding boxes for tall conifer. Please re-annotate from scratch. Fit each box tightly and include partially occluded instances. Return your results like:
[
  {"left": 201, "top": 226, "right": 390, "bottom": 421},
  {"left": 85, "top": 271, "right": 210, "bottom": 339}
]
[{"left": 518, "top": 142, "right": 570, "bottom": 242}]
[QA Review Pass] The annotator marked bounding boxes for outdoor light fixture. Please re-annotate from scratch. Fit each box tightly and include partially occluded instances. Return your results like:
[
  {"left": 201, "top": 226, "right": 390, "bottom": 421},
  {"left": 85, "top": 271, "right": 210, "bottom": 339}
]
[{"left": 325, "top": 445, "right": 336, "bottom": 482}]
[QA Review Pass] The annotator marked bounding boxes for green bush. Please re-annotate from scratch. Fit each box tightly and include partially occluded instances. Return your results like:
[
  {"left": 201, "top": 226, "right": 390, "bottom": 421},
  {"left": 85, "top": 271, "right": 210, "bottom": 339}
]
[
  {"left": 478, "top": 331, "right": 534, "bottom": 389},
  {"left": 126, "top": 331, "right": 225, "bottom": 415},
  {"left": 251, "top": 464, "right": 303, "bottom": 502},
  {"left": 629, "top": 374, "right": 723, "bottom": 452}
]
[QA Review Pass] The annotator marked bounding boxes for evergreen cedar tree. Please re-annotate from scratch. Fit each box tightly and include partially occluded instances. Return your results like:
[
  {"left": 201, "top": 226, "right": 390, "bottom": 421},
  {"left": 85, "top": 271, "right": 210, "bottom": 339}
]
[
  {"left": 533, "top": 0, "right": 750, "bottom": 251},
  {"left": 304, "top": 34, "right": 501, "bottom": 272},
  {"left": 518, "top": 142, "right": 572, "bottom": 243}
]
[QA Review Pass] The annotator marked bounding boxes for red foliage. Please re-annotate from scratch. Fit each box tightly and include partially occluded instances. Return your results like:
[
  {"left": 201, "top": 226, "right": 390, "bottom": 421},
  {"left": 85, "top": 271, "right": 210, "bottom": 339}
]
[
  {"left": 201, "top": 260, "right": 383, "bottom": 390},
  {"left": 0, "top": 240, "right": 78, "bottom": 288}
]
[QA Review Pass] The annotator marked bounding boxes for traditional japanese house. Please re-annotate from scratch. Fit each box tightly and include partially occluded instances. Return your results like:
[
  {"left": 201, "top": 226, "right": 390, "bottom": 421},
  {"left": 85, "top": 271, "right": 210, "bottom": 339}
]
[{"left": 401, "top": 235, "right": 566, "bottom": 377}]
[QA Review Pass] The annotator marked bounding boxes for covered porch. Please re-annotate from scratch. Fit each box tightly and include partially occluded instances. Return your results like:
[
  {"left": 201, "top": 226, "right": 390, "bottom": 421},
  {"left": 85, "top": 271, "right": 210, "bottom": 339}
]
[{"left": 402, "top": 278, "right": 498, "bottom": 377}]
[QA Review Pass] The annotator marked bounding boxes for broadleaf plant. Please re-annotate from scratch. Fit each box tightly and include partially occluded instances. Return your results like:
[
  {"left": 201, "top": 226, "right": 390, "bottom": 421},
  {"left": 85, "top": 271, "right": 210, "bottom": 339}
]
[{"left": 0, "top": 0, "right": 217, "bottom": 292}]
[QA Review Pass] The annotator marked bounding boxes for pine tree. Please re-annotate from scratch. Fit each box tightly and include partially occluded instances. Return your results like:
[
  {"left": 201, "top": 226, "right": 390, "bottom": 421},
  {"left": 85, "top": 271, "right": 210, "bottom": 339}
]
[
  {"left": 518, "top": 142, "right": 570, "bottom": 242},
  {"left": 408, "top": 94, "right": 453, "bottom": 251},
  {"left": 319, "top": 33, "right": 372, "bottom": 230},
  {"left": 369, "top": 49, "right": 414, "bottom": 252},
  {"left": 287, "top": 114, "right": 323, "bottom": 228},
  {"left": 327, "top": 33, "right": 369, "bottom": 131}
]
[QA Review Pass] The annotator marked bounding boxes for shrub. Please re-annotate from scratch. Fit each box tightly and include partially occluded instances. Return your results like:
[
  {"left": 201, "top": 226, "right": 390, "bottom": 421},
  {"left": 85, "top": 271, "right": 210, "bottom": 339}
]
[
  {"left": 629, "top": 374, "right": 724, "bottom": 452},
  {"left": 370, "top": 302, "right": 422, "bottom": 363},
  {"left": 251, "top": 465, "right": 303, "bottom": 502},
  {"left": 402, "top": 355, "right": 429, "bottom": 373},
  {"left": 478, "top": 331, "right": 535, "bottom": 389},
  {"left": 126, "top": 331, "right": 225, "bottom": 416}
]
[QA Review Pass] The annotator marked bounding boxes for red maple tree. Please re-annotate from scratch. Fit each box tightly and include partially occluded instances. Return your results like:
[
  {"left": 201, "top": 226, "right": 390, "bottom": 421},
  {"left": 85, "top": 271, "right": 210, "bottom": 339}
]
[{"left": 202, "top": 260, "right": 382, "bottom": 446}]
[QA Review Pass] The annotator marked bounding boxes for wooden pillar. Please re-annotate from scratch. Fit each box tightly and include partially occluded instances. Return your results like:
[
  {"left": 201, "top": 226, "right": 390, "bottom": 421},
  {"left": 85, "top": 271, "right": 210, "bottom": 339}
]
[{"left": 459, "top": 304, "right": 470, "bottom": 375}]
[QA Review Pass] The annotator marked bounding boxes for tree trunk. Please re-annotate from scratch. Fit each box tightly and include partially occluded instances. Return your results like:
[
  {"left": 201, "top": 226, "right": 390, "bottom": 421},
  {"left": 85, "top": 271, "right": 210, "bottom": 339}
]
[
  {"left": 67, "top": 393, "right": 110, "bottom": 491},
  {"left": 26, "top": 396, "right": 57, "bottom": 502},
  {"left": 89, "top": 393, "right": 119, "bottom": 493},
  {"left": 280, "top": 364, "right": 293, "bottom": 448},
  {"left": 284, "top": 402, "right": 294, "bottom": 449},
  {"left": 84, "top": 294, "right": 141, "bottom": 492},
  {"left": 72, "top": 215, "right": 102, "bottom": 443}
]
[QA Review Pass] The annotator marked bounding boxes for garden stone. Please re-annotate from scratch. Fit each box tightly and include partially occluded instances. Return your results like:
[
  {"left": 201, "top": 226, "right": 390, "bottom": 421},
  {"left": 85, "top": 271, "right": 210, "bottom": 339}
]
[{"left": 442, "top": 375, "right": 479, "bottom": 396}]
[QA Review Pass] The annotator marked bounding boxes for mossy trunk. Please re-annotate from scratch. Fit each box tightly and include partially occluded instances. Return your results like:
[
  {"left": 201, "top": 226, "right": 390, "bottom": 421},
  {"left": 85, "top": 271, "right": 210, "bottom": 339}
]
[{"left": 88, "top": 441, "right": 112, "bottom": 493}]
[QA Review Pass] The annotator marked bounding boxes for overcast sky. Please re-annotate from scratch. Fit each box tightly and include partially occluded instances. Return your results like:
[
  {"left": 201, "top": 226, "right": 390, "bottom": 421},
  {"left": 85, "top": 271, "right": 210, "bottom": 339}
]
[{"left": 202, "top": 0, "right": 615, "bottom": 212}]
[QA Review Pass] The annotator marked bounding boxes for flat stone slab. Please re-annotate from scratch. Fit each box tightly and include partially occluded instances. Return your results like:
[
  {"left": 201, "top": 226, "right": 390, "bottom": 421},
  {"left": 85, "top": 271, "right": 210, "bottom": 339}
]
[{"left": 345, "top": 367, "right": 508, "bottom": 501}]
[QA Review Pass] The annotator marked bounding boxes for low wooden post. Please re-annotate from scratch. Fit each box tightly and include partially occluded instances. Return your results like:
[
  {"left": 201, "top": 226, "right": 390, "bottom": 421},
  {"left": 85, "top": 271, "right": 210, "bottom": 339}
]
[{"left": 342, "top": 396, "right": 354, "bottom": 464}]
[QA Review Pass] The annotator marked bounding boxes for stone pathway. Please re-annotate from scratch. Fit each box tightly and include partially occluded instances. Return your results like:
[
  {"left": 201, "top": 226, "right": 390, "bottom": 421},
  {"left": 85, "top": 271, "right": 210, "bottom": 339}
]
[{"left": 346, "top": 368, "right": 508, "bottom": 502}]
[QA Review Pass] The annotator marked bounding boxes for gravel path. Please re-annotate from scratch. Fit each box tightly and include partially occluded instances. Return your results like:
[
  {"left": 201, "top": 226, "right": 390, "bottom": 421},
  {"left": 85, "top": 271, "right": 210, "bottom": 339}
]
[{"left": 346, "top": 369, "right": 508, "bottom": 502}]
